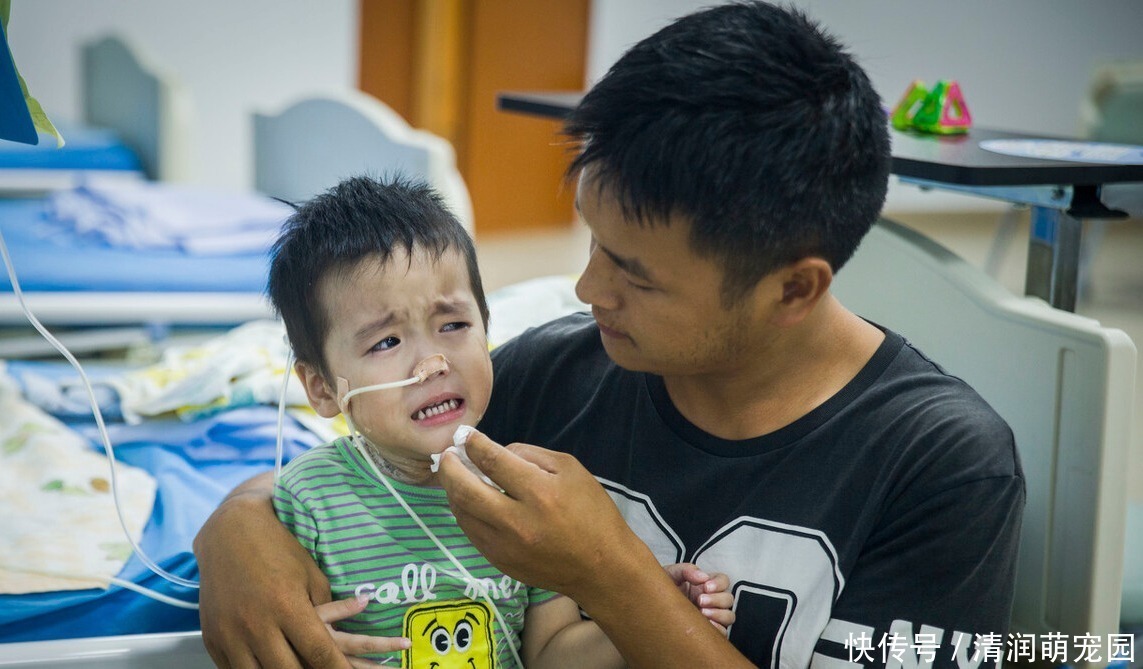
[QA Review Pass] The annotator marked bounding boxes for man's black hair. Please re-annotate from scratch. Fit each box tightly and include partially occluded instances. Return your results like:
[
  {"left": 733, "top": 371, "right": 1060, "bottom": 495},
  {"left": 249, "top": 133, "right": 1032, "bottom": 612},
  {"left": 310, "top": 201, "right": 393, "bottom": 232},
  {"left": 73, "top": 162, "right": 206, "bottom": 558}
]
[
  {"left": 267, "top": 174, "right": 488, "bottom": 378},
  {"left": 566, "top": 0, "right": 891, "bottom": 304}
]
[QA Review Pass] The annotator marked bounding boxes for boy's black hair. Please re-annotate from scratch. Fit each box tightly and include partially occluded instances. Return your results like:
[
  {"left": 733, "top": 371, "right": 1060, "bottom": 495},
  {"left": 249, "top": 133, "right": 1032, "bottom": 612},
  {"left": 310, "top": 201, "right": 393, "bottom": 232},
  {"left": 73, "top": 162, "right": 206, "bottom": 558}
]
[
  {"left": 565, "top": 1, "right": 891, "bottom": 305},
  {"left": 268, "top": 175, "right": 488, "bottom": 379}
]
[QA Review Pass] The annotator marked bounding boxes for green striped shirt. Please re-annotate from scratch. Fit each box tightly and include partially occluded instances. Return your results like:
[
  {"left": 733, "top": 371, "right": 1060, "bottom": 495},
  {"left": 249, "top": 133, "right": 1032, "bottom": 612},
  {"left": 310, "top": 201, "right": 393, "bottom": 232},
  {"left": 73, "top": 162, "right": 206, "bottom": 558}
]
[{"left": 273, "top": 437, "right": 559, "bottom": 667}]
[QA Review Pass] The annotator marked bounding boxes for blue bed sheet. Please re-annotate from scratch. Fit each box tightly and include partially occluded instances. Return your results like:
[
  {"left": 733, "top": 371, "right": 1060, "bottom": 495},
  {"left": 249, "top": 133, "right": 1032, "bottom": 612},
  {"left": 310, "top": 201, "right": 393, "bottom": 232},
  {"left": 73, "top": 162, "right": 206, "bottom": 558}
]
[
  {"left": 0, "top": 124, "right": 141, "bottom": 172},
  {"left": 0, "top": 361, "right": 322, "bottom": 642},
  {"left": 0, "top": 198, "right": 270, "bottom": 293}
]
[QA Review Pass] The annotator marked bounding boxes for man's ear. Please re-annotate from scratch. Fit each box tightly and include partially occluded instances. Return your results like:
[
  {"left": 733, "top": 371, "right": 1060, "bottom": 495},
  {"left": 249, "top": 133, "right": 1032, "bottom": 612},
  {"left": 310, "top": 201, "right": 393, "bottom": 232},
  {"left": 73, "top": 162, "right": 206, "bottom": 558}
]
[
  {"left": 295, "top": 360, "right": 341, "bottom": 418},
  {"left": 771, "top": 257, "right": 833, "bottom": 328}
]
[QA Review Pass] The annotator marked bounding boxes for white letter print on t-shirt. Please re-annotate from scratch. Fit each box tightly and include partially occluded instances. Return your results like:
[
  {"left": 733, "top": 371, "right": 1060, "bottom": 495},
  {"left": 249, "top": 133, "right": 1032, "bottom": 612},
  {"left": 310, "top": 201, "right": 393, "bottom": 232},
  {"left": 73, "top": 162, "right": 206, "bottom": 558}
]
[{"left": 601, "top": 479, "right": 842, "bottom": 669}]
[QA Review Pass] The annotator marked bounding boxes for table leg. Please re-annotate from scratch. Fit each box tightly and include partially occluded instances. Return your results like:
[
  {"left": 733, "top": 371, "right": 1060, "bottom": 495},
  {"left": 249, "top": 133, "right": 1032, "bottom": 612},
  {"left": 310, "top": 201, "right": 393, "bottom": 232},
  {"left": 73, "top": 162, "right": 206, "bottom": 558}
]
[{"left": 1025, "top": 206, "right": 1082, "bottom": 312}]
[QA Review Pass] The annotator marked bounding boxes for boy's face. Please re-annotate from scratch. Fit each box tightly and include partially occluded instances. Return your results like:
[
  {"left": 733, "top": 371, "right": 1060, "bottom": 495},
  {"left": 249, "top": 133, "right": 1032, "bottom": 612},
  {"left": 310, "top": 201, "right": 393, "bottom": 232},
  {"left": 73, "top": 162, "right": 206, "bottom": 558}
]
[{"left": 302, "top": 246, "right": 492, "bottom": 469}]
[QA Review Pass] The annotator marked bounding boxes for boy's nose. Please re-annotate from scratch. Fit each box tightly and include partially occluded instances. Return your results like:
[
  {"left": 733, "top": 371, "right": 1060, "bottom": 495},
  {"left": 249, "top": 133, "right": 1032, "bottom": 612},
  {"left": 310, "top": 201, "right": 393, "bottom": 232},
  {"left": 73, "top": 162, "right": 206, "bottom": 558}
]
[{"left": 413, "top": 354, "right": 449, "bottom": 382}]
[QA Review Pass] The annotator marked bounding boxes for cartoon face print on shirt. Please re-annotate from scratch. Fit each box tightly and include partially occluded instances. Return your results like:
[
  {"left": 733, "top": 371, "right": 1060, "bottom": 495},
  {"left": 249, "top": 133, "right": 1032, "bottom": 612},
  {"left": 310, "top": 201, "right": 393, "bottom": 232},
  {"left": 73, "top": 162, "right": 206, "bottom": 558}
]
[{"left": 403, "top": 599, "right": 494, "bottom": 668}]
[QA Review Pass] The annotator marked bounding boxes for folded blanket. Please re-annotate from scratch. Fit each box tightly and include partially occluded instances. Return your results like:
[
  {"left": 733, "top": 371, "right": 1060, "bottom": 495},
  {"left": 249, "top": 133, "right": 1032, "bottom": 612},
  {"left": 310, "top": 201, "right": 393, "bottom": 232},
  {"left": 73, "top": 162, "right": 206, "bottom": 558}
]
[
  {"left": 0, "top": 363, "right": 156, "bottom": 594},
  {"left": 45, "top": 182, "right": 292, "bottom": 255}
]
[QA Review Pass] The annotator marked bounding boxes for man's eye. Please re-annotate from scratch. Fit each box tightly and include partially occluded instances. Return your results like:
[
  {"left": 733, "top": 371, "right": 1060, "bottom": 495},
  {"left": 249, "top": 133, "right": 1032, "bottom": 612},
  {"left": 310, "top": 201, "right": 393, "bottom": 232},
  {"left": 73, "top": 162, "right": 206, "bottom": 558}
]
[
  {"left": 626, "top": 279, "right": 654, "bottom": 291},
  {"left": 441, "top": 321, "right": 471, "bottom": 332},
  {"left": 370, "top": 336, "right": 400, "bottom": 352}
]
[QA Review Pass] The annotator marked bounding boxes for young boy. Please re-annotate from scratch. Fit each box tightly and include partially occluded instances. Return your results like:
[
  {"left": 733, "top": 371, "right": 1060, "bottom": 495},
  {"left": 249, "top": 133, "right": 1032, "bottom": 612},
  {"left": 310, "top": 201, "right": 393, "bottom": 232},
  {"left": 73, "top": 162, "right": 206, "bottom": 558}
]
[{"left": 266, "top": 175, "right": 732, "bottom": 668}]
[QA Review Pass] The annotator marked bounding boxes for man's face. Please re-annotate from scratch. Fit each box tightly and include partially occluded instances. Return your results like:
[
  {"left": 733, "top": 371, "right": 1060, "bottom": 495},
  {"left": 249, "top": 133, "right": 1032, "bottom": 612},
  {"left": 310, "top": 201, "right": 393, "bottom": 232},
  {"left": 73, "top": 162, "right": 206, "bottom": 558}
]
[
  {"left": 316, "top": 246, "right": 493, "bottom": 465},
  {"left": 573, "top": 173, "right": 779, "bottom": 379}
]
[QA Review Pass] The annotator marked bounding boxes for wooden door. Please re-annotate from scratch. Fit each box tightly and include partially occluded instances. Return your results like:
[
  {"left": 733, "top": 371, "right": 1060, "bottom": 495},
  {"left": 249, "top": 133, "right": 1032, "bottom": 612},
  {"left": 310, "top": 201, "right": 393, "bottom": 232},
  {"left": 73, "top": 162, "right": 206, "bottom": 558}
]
[{"left": 359, "top": 0, "right": 588, "bottom": 234}]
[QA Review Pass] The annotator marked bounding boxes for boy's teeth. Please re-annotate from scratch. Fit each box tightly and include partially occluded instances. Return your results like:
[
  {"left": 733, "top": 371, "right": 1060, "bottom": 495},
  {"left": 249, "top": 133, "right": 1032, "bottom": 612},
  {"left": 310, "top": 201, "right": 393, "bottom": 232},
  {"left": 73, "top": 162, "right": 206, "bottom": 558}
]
[{"left": 415, "top": 398, "right": 459, "bottom": 421}]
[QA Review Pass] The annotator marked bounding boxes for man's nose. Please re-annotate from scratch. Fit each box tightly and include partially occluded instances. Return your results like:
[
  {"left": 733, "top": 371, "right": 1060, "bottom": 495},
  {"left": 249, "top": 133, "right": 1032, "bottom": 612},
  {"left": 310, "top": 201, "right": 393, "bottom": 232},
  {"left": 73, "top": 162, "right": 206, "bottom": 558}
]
[{"left": 575, "top": 246, "right": 619, "bottom": 310}]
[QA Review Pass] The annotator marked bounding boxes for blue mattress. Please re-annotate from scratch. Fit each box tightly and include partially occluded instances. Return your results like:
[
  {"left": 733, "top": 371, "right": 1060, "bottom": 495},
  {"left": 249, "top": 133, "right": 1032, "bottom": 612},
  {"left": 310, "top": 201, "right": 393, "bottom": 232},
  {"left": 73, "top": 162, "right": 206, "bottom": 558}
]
[
  {"left": 0, "top": 198, "right": 270, "bottom": 293},
  {"left": 0, "top": 361, "right": 322, "bottom": 642},
  {"left": 0, "top": 125, "right": 141, "bottom": 172}
]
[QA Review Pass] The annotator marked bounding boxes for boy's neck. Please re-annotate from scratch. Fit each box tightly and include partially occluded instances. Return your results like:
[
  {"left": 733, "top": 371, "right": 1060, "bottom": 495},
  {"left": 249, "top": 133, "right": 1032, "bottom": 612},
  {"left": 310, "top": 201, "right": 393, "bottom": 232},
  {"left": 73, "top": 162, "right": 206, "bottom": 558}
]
[{"left": 354, "top": 436, "right": 438, "bottom": 487}]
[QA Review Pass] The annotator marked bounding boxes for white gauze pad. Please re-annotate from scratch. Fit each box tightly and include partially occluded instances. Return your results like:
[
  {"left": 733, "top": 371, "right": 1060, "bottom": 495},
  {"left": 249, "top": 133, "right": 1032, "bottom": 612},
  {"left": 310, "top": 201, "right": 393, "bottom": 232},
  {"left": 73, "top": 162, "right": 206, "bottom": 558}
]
[{"left": 430, "top": 425, "right": 501, "bottom": 490}]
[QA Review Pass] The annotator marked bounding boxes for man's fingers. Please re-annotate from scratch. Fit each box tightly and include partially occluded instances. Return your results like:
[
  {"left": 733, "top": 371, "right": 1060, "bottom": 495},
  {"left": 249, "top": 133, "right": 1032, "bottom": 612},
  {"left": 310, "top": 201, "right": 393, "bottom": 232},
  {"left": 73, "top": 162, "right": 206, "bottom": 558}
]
[
  {"left": 460, "top": 430, "right": 564, "bottom": 496},
  {"left": 282, "top": 616, "right": 352, "bottom": 669},
  {"left": 245, "top": 630, "right": 306, "bottom": 669},
  {"left": 447, "top": 497, "right": 502, "bottom": 544},
  {"left": 438, "top": 448, "right": 510, "bottom": 525},
  {"left": 201, "top": 633, "right": 232, "bottom": 669},
  {"left": 500, "top": 439, "right": 566, "bottom": 474},
  {"left": 470, "top": 430, "right": 566, "bottom": 474}
]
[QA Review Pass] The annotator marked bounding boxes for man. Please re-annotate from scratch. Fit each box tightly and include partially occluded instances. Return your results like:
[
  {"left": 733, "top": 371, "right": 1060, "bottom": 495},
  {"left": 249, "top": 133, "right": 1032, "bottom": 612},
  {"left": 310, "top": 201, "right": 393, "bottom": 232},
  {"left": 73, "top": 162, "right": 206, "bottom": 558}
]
[{"left": 194, "top": 3, "right": 1024, "bottom": 667}]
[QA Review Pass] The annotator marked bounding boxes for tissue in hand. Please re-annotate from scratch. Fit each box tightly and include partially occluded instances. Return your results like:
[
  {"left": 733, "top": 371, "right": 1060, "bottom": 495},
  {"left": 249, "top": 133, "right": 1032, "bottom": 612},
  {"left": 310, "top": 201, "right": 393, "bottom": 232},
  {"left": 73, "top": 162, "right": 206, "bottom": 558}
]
[{"left": 430, "top": 425, "right": 502, "bottom": 491}]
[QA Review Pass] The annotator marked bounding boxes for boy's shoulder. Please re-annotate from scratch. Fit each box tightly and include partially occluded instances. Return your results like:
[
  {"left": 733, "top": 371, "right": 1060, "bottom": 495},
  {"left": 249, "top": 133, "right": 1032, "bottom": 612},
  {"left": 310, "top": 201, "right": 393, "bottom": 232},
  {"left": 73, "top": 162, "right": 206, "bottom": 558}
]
[{"left": 277, "top": 439, "right": 352, "bottom": 487}]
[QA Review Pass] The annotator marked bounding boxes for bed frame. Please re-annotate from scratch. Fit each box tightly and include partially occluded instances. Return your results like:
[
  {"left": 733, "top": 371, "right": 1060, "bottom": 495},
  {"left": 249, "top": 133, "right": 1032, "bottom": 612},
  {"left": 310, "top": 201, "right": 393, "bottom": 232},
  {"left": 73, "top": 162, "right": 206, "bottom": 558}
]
[
  {"left": 2, "top": 218, "right": 1133, "bottom": 667},
  {"left": 834, "top": 218, "right": 1134, "bottom": 657},
  {"left": 253, "top": 90, "right": 474, "bottom": 233},
  {"left": 80, "top": 35, "right": 192, "bottom": 183},
  {"left": 0, "top": 34, "right": 187, "bottom": 193}
]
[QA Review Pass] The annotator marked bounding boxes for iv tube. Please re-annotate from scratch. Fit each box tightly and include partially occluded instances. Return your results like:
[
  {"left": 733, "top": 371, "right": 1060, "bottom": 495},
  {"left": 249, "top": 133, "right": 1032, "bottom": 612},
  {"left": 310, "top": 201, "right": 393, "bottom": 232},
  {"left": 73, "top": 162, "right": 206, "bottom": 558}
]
[{"left": 0, "top": 228, "right": 200, "bottom": 605}]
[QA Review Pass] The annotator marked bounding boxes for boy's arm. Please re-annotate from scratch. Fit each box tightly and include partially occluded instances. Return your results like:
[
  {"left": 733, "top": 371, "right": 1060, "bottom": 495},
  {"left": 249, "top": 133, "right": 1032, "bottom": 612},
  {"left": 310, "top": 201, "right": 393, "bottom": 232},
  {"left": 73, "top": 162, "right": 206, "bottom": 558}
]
[
  {"left": 522, "top": 596, "right": 624, "bottom": 669},
  {"left": 193, "top": 471, "right": 349, "bottom": 669}
]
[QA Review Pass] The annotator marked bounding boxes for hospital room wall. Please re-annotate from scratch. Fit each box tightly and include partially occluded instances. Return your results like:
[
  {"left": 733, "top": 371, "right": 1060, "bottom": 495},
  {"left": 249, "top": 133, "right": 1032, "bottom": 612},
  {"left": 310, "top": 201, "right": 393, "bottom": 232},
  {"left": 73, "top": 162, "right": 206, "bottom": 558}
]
[
  {"left": 8, "top": 0, "right": 1143, "bottom": 213},
  {"left": 5, "top": 0, "right": 359, "bottom": 192},
  {"left": 589, "top": 0, "right": 1143, "bottom": 213}
]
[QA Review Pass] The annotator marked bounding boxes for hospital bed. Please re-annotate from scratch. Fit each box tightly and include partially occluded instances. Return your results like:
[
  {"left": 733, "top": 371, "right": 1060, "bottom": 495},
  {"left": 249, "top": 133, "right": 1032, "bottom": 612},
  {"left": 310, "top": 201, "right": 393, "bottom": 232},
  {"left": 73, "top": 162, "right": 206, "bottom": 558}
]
[
  {"left": 0, "top": 215, "right": 1135, "bottom": 666},
  {"left": 1, "top": 39, "right": 471, "bottom": 333},
  {"left": 0, "top": 35, "right": 186, "bottom": 193},
  {"left": 0, "top": 34, "right": 484, "bottom": 662}
]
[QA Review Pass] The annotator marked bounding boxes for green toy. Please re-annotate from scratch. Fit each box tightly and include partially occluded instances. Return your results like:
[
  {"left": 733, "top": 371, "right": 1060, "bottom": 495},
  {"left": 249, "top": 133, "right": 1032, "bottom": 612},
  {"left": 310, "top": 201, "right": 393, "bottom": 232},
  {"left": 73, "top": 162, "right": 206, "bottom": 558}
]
[{"left": 891, "top": 79, "right": 972, "bottom": 135}]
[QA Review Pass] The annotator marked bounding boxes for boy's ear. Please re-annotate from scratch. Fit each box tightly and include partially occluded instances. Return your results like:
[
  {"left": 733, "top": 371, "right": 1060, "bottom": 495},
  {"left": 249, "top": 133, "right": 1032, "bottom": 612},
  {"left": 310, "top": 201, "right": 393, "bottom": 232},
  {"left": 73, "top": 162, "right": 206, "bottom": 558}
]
[
  {"left": 771, "top": 257, "right": 833, "bottom": 328},
  {"left": 295, "top": 360, "right": 341, "bottom": 418}
]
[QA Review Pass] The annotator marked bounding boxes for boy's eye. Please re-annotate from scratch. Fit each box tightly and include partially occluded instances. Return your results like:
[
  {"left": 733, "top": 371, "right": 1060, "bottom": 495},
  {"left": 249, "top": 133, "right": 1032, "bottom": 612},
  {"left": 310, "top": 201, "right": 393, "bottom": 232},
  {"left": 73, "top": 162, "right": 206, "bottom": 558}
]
[
  {"left": 626, "top": 278, "right": 654, "bottom": 291},
  {"left": 441, "top": 321, "right": 471, "bottom": 333},
  {"left": 370, "top": 336, "right": 400, "bottom": 352}
]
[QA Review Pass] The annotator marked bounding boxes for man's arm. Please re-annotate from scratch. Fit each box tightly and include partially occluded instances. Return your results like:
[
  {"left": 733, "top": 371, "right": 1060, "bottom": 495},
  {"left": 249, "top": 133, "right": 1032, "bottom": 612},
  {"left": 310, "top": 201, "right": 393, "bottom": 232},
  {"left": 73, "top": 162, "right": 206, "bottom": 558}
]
[
  {"left": 193, "top": 471, "right": 348, "bottom": 669},
  {"left": 437, "top": 431, "right": 755, "bottom": 669}
]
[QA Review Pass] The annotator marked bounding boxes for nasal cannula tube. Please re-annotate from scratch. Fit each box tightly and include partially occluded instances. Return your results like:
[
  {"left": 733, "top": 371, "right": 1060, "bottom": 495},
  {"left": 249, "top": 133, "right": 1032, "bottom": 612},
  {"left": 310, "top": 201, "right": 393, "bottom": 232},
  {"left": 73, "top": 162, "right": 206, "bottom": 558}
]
[
  {"left": 4, "top": 225, "right": 459, "bottom": 615},
  {"left": 274, "top": 353, "right": 449, "bottom": 481}
]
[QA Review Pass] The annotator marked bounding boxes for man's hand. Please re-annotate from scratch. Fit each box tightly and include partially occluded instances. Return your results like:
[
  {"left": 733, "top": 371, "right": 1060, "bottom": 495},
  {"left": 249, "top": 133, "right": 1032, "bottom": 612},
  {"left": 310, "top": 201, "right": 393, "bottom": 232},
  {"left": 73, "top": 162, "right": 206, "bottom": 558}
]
[
  {"left": 194, "top": 473, "right": 346, "bottom": 669},
  {"left": 439, "top": 431, "right": 749, "bottom": 668},
  {"left": 436, "top": 429, "right": 647, "bottom": 604}
]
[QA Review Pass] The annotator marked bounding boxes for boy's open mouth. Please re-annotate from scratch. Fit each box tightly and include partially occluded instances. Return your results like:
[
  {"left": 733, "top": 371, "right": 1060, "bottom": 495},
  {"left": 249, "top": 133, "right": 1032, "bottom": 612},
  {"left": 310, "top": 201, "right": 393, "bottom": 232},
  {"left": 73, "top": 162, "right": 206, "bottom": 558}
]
[{"left": 412, "top": 398, "right": 463, "bottom": 422}]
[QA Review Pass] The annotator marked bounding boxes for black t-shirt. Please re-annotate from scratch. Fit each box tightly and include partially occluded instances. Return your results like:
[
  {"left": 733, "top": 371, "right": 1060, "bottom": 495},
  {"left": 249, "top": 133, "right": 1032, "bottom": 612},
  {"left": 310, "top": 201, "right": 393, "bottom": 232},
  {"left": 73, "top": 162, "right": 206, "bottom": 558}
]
[{"left": 479, "top": 313, "right": 1025, "bottom": 668}]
